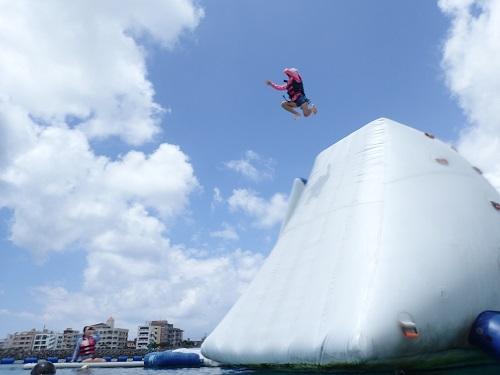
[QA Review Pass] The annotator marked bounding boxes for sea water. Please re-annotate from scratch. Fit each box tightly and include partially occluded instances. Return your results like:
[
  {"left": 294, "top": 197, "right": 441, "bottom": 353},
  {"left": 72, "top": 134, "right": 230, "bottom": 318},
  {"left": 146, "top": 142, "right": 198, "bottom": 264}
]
[{"left": 2, "top": 364, "right": 500, "bottom": 375}]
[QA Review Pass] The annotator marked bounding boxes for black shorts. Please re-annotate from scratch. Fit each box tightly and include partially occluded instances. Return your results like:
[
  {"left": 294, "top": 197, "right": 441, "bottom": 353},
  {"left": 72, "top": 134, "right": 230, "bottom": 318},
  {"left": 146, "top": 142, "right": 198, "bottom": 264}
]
[{"left": 294, "top": 95, "right": 309, "bottom": 107}]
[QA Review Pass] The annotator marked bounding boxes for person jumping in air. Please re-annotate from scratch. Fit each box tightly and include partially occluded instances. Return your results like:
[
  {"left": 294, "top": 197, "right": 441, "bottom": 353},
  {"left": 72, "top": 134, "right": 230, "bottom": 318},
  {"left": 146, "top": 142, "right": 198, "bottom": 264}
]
[{"left": 266, "top": 67, "right": 317, "bottom": 119}]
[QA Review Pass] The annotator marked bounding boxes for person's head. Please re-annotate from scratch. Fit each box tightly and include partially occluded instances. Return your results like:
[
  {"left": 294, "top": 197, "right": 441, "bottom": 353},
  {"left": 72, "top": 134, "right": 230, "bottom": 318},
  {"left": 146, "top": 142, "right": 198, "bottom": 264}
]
[
  {"left": 283, "top": 67, "right": 300, "bottom": 80},
  {"left": 83, "top": 326, "right": 95, "bottom": 337},
  {"left": 30, "top": 360, "right": 56, "bottom": 375}
]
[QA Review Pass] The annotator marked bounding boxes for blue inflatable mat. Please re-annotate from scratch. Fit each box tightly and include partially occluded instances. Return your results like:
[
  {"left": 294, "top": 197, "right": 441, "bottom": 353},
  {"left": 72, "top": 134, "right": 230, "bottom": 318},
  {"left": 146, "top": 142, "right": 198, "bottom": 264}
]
[{"left": 144, "top": 351, "right": 201, "bottom": 367}]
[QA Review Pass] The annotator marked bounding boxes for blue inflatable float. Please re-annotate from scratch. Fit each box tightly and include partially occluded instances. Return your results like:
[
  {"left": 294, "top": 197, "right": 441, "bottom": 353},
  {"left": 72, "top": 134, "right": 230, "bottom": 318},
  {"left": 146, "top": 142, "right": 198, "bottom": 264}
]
[
  {"left": 23, "top": 357, "right": 38, "bottom": 364},
  {"left": 46, "top": 357, "right": 59, "bottom": 363},
  {"left": 144, "top": 351, "right": 201, "bottom": 368},
  {"left": 469, "top": 310, "right": 500, "bottom": 360},
  {"left": 1, "top": 358, "right": 15, "bottom": 365},
  {"left": 103, "top": 356, "right": 112, "bottom": 362},
  {"left": 117, "top": 355, "right": 128, "bottom": 362}
]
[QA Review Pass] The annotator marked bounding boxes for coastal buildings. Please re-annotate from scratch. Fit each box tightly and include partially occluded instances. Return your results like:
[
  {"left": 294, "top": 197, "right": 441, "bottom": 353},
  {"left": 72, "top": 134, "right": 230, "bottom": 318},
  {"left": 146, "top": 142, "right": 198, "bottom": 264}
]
[
  {"left": 55, "top": 333, "right": 65, "bottom": 349},
  {"left": 63, "top": 328, "right": 79, "bottom": 349},
  {"left": 0, "top": 320, "right": 129, "bottom": 351},
  {"left": 32, "top": 331, "right": 57, "bottom": 350},
  {"left": 135, "top": 320, "right": 183, "bottom": 349},
  {"left": 126, "top": 340, "right": 136, "bottom": 349},
  {"left": 136, "top": 322, "right": 161, "bottom": 349},
  {"left": 4, "top": 329, "right": 37, "bottom": 350},
  {"left": 169, "top": 327, "right": 183, "bottom": 348},
  {"left": 1, "top": 317, "right": 186, "bottom": 351},
  {"left": 91, "top": 317, "right": 129, "bottom": 349},
  {"left": 2, "top": 329, "right": 66, "bottom": 351}
]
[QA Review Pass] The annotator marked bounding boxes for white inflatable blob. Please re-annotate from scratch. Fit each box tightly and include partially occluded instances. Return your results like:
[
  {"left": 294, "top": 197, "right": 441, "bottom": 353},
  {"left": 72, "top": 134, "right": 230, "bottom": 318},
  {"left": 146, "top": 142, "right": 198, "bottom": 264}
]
[{"left": 202, "top": 118, "right": 500, "bottom": 368}]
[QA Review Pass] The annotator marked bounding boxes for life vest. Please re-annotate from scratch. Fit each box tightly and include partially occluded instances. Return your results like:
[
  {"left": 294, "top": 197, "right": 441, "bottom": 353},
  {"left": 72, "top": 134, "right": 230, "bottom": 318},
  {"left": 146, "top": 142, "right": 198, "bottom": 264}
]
[
  {"left": 286, "top": 76, "right": 305, "bottom": 101},
  {"left": 79, "top": 336, "right": 96, "bottom": 357}
]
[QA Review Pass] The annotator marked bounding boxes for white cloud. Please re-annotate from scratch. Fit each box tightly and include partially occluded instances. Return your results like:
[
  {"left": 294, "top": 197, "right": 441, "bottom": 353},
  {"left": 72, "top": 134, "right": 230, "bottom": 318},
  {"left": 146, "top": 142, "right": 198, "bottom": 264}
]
[
  {"left": 103, "top": 144, "right": 199, "bottom": 218},
  {"left": 0, "top": 308, "right": 38, "bottom": 321},
  {"left": 228, "top": 189, "right": 288, "bottom": 228},
  {"left": 210, "top": 223, "right": 239, "bottom": 241},
  {"left": 224, "top": 150, "right": 275, "bottom": 181},
  {"left": 0, "top": 117, "right": 198, "bottom": 257},
  {"left": 0, "top": 1, "right": 264, "bottom": 339},
  {"left": 211, "top": 187, "right": 223, "bottom": 210},
  {"left": 35, "top": 245, "right": 264, "bottom": 338},
  {"left": 439, "top": 0, "right": 500, "bottom": 190},
  {"left": 0, "top": 0, "right": 203, "bottom": 145}
]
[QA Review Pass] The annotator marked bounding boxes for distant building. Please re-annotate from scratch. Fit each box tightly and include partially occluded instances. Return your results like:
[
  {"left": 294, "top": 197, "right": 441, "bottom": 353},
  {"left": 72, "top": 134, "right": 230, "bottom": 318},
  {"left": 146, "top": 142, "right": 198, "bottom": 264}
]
[
  {"left": 4, "top": 329, "right": 37, "bottom": 350},
  {"left": 32, "top": 331, "right": 57, "bottom": 350},
  {"left": 136, "top": 320, "right": 183, "bottom": 349},
  {"left": 0, "top": 338, "right": 6, "bottom": 349},
  {"left": 54, "top": 333, "right": 65, "bottom": 350},
  {"left": 126, "top": 340, "right": 136, "bottom": 349},
  {"left": 63, "top": 328, "right": 80, "bottom": 349},
  {"left": 170, "top": 327, "right": 183, "bottom": 348},
  {"left": 136, "top": 322, "right": 161, "bottom": 349},
  {"left": 91, "top": 317, "right": 128, "bottom": 349},
  {"left": 2, "top": 329, "right": 69, "bottom": 351}
]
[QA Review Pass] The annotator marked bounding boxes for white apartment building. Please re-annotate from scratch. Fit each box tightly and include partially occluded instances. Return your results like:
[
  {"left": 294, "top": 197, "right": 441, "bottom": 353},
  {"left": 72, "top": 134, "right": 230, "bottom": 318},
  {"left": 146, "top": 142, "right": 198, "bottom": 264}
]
[
  {"left": 0, "top": 338, "right": 5, "bottom": 349},
  {"left": 3, "top": 329, "right": 66, "bottom": 351},
  {"left": 92, "top": 317, "right": 128, "bottom": 349},
  {"left": 54, "top": 333, "right": 65, "bottom": 350},
  {"left": 32, "top": 331, "right": 57, "bottom": 350},
  {"left": 136, "top": 323, "right": 161, "bottom": 349}
]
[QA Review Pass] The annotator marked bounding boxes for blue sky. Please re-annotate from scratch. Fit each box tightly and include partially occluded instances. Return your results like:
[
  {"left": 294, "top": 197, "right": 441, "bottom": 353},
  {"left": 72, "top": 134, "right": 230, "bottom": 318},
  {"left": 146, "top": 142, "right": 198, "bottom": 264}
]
[
  {"left": 1, "top": 0, "right": 499, "bottom": 340},
  {"left": 147, "top": 0, "right": 463, "bottom": 247}
]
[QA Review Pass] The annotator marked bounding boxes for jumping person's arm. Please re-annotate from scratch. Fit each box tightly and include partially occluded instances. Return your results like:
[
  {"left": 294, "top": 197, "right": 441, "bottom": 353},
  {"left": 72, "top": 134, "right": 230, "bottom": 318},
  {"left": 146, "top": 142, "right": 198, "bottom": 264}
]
[
  {"left": 266, "top": 80, "right": 286, "bottom": 91},
  {"left": 71, "top": 338, "right": 82, "bottom": 362}
]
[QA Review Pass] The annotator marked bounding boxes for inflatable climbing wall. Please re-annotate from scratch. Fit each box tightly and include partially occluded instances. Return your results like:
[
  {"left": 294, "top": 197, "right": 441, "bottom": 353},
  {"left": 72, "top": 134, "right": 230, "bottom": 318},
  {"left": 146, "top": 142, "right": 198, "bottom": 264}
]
[{"left": 201, "top": 118, "right": 500, "bottom": 367}]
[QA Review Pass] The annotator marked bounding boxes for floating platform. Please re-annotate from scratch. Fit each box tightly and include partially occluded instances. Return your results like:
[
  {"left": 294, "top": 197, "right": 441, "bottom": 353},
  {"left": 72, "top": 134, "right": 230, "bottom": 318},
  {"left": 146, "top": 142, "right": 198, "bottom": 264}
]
[{"left": 23, "top": 361, "right": 144, "bottom": 370}]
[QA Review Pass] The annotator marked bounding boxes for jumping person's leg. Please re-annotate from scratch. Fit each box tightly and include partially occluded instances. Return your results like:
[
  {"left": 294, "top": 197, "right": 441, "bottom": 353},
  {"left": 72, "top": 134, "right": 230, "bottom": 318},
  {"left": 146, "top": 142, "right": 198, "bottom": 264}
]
[
  {"left": 281, "top": 101, "right": 301, "bottom": 118},
  {"left": 301, "top": 102, "right": 317, "bottom": 117}
]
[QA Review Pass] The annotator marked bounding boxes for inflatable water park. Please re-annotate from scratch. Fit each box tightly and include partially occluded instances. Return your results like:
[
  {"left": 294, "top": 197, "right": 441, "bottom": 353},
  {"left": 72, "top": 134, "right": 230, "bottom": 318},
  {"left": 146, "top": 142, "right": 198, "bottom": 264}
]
[
  {"left": 201, "top": 118, "right": 500, "bottom": 369},
  {"left": 4, "top": 118, "right": 500, "bottom": 371}
]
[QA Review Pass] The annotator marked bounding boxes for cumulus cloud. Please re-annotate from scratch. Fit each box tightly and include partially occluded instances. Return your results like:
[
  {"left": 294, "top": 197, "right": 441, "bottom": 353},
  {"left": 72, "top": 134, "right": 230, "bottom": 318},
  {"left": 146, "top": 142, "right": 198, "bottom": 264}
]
[
  {"left": 35, "top": 246, "right": 264, "bottom": 337},
  {"left": 0, "top": 1, "right": 264, "bottom": 338},
  {"left": 224, "top": 150, "right": 275, "bottom": 181},
  {"left": 439, "top": 0, "right": 500, "bottom": 190},
  {"left": 211, "top": 187, "right": 223, "bottom": 210},
  {"left": 0, "top": 0, "right": 203, "bottom": 145},
  {"left": 0, "top": 308, "right": 38, "bottom": 320},
  {"left": 210, "top": 223, "right": 239, "bottom": 241},
  {"left": 228, "top": 189, "right": 288, "bottom": 228},
  {"left": 0, "top": 114, "right": 198, "bottom": 256}
]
